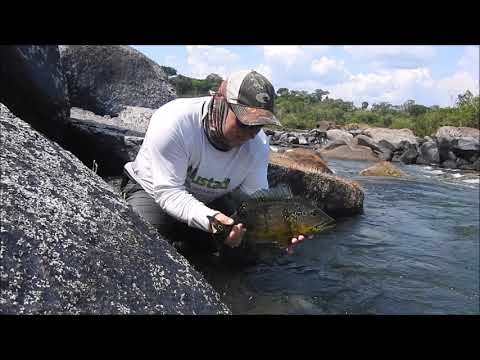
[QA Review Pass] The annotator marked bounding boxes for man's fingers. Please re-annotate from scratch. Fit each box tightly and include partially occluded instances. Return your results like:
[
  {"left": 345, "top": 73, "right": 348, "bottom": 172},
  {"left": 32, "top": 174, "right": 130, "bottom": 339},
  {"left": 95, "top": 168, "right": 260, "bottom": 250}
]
[
  {"left": 215, "top": 213, "right": 234, "bottom": 225},
  {"left": 225, "top": 223, "right": 246, "bottom": 248}
]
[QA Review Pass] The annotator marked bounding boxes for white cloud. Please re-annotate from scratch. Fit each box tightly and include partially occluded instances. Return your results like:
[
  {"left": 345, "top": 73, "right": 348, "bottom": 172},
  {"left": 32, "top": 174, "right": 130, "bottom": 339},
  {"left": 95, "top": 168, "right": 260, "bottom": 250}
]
[
  {"left": 259, "top": 45, "right": 331, "bottom": 68},
  {"left": 458, "top": 45, "right": 479, "bottom": 71},
  {"left": 253, "top": 64, "right": 273, "bottom": 81},
  {"left": 343, "top": 45, "right": 436, "bottom": 69},
  {"left": 431, "top": 46, "right": 479, "bottom": 106},
  {"left": 457, "top": 45, "right": 479, "bottom": 87},
  {"left": 328, "top": 67, "right": 435, "bottom": 106},
  {"left": 185, "top": 46, "right": 240, "bottom": 79},
  {"left": 260, "top": 46, "right": 307, "bottom": 68},
  {"left": 436, "top": 71, "right": 479, "bottom": 105},
  {"left": 311, "top": 56, "right": 346, "bottom": 76}
]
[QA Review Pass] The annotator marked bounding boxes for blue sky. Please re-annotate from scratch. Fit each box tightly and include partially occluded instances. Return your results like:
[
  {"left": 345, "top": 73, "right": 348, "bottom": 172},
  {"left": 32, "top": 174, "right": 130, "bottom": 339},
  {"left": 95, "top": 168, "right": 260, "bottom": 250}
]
[{"left": 131, "top": 45, "right": 479, "bottom": 107}]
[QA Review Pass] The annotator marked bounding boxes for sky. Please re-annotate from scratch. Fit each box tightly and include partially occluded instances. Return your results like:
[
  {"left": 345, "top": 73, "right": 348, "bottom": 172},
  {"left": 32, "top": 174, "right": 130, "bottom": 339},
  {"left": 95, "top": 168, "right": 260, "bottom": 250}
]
[{"left": 131, "top": 45, "right": 479, "bottom": 108}]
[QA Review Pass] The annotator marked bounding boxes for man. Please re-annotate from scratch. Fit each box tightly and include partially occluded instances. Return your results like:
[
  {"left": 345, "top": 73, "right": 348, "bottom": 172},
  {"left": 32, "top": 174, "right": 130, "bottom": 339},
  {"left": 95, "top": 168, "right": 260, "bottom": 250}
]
[{"left": 122, "top": 70, "right": 308, "bottom": 253}]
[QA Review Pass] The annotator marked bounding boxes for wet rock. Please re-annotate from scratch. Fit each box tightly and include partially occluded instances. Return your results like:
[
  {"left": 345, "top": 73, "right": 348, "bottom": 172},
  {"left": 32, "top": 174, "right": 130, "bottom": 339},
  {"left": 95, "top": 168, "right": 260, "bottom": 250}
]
[
  {"left": 447, "top": 150, "right": 457, "bottom": 162},
  {"left": 0, "top": 45, "right": 70, "bottom": 143},
  {"left": 456, "top": 157, "right": 470, "bottom": 168},
  {"left": 359, "top": 161, "right": 407, "bottom": 177},
  {"left": 268, "top": 164, "right": 364, "bottom": 217},
  {"left": 0, "top": 103, "right": 229, "bottom": 315},
  {"left": 398, "top": 145, "right": 418, "bottom": 164},
  {"left": 416, "top": 141, "right": 440, "bottom": 164},
  {"left": 441, "top": 160, "right": 458, "bottom": 169},
  {"left": 459, "top": 159, "right": 480, "bottom": 171},
  {"left": 436, "top": 126, "right": 480, "bottom": 163},
  {"left": 377, "top": 148, "right": 393, "bottom": 161},
  {"left": 59, "top": 45, "right": 176, "bottom": 117}
]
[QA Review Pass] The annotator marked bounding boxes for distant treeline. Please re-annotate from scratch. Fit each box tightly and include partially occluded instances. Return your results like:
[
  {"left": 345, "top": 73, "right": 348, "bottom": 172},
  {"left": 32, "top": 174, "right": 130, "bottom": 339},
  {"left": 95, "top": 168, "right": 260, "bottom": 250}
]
[{"left": 161, "top": 66, "right": 479, "bottom": 137}]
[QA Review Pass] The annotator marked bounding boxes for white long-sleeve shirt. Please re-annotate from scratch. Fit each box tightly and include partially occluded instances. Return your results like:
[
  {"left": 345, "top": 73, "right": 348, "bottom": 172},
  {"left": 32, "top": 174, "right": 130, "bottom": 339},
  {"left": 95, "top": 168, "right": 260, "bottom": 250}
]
[{"left": 124, "top": 96, "right": 270, "bottom": 232}]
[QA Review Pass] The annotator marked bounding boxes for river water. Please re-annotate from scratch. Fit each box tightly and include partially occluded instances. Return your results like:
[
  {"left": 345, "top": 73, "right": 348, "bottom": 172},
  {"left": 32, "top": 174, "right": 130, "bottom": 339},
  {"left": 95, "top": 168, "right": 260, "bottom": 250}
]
[{"left": 188, "top": 160, "right": 480, "bottom": 315}]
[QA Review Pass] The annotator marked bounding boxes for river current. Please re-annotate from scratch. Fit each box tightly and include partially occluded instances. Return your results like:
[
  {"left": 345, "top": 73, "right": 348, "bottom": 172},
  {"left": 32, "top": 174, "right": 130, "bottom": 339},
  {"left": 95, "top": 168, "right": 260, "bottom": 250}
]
[{"left": 191, "top": 160, "right": 479, "bottom": 314}]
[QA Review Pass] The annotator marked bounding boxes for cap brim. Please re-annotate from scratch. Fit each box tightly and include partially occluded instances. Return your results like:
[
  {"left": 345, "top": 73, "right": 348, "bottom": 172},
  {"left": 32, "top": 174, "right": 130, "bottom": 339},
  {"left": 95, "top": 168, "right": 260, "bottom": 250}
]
[{"left": 230, "top": 104, "right": 282, "bottom": 126}]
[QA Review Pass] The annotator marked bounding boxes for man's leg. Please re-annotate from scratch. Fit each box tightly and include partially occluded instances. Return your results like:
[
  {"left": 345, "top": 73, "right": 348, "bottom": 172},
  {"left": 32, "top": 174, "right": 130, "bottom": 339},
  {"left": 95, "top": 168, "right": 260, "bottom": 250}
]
[{"left": 122, "top": 179, "right": 215, "bottom": 254}]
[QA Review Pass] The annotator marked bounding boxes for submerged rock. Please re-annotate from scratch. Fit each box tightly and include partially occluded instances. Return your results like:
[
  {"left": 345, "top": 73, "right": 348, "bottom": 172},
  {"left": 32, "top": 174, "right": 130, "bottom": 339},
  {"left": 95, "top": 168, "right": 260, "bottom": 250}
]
[
  {"left": 359, "top": 161, "right": 407, "bottom": 177},
  {"left": 0, "top": 103, "right": 230, "bottom": 315}
]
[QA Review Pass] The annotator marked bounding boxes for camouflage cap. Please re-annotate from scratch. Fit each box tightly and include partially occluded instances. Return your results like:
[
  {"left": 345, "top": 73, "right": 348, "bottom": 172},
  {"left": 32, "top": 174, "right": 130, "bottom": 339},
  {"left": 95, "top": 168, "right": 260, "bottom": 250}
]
[{"left": 221, "top": 70, "right": 281, "bottom": 127}]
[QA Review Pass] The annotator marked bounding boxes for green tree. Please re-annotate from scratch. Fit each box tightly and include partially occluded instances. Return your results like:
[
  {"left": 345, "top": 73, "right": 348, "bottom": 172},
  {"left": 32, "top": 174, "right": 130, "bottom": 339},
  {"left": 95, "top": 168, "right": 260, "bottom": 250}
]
[
  {"left": 277, "top": 88, "right": 289, "bottom": 97},
  {"left": 361, "top": 101, "right": 369, "bottom": 110},
  {"left": 314, "top": 89, "right": 330, "bottom": 102}
]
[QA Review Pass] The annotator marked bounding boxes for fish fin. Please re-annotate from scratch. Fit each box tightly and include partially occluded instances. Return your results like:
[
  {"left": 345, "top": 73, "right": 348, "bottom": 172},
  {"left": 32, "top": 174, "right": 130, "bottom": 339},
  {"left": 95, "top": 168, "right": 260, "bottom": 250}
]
[{"left": 249, "top": 184, "right": 293, "bottom": 201}]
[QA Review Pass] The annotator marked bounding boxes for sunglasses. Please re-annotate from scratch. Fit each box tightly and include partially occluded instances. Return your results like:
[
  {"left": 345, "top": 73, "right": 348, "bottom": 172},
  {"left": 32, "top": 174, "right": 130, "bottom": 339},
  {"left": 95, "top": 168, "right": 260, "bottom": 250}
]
[{"left": 229, "top": 104, "right": 264, "bottom": 130}]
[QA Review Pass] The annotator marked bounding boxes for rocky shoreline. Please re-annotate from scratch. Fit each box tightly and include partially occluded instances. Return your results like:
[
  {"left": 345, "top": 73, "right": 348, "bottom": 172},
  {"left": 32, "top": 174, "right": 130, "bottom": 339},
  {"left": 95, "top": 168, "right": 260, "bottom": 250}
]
[{"left": 265, "top": 125, "right": 479, "bottom": 172}]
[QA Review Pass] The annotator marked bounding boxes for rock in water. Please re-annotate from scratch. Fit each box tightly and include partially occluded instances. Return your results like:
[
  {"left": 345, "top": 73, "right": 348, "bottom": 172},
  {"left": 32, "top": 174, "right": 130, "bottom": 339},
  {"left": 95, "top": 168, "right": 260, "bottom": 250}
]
[
  {"left": 0, "top": 103, "right": 229, "bottom": 315},
  {"left": 359, "top": 161, "right": 407, "bottom": 177},
  {"left": 267, "top": 164, "right": 364, "bottom": 218},
  {"left": 59, "top": 45, "right": 176, "bottom": 117},
  {"left": 416, "top": 141, "right": 440, "bottom": 164}
]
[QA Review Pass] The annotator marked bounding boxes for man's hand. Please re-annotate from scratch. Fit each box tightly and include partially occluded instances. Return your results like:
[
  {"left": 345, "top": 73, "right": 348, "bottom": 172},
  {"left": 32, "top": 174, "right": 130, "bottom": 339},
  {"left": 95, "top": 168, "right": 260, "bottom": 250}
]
[
  {"left": 286, "top": 234, "right": 314, "bottom": 254},
  {"left": 214, "top": 213, "right": 246, "bottom": 248}
]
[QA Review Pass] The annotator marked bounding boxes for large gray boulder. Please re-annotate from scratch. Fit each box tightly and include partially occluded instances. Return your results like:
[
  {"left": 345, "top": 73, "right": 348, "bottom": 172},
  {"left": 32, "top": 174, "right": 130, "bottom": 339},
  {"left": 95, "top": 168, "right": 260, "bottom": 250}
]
[
  {"left": 0, "top": 45, "right": 70, "bottom": 143},
  {"left": 416, "top": 141, "right": 440, "bottom": 164},
  {"left": 362, "top": 128, "right": 417, "bottom": 150},
  {"left": 435, "top": 126, "right": 480, "bottom": 162},
  {"left": 61, "top": 109, "right": 147, "bottom": 177},
  {"left": 0, "top": 103, "right": 230, "bottom": 315},
  {"left": 326, "top": 129, "right": 353, "bottom": 143},
  {"left": 59, "top": 45, "right": 176, "bottom": 117},
  {"left": 398, "top": 145, "right": 419, "bottom": 164}
]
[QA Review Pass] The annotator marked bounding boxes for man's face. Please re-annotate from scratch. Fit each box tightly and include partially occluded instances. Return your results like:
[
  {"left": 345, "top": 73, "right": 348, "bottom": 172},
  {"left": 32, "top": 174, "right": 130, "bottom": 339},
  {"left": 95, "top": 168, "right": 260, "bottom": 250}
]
[{"left": 222, "top": 105, "right": 263, "bottom": 147}]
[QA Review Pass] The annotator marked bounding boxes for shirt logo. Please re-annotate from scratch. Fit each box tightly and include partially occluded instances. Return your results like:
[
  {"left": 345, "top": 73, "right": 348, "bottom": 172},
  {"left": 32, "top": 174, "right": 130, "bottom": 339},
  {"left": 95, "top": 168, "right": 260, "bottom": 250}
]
[{"left": 186, "top": 165, "right": 230, "bottom": 190}]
